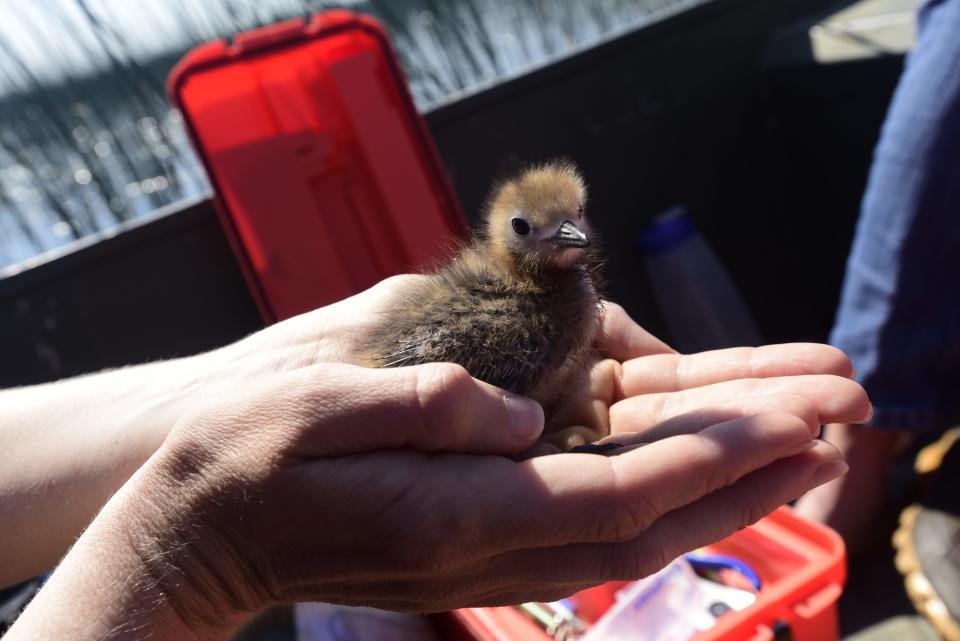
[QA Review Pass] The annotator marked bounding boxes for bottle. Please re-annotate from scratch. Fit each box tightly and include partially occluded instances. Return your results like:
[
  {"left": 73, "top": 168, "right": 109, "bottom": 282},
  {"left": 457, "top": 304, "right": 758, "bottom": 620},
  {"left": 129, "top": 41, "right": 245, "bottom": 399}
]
[{"left": 638, "top": 206, "right": 762, "bottom": 353}]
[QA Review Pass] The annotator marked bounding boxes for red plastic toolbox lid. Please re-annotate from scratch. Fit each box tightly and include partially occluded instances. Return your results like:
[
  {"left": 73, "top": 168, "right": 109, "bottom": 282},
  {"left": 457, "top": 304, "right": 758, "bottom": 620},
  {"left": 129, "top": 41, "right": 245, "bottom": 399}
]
[{"left": 169, "top": 11, "right": 467, "bottom": 321}]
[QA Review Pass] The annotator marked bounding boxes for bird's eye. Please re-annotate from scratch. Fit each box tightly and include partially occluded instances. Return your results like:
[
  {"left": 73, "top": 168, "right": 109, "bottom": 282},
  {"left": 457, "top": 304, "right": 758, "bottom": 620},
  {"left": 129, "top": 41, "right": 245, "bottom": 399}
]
[
  {"left": 577, "top": 204, "right": 584, "bottom": 216},
  {"left": 511, "top": 217, "right": 531, "bottom": 235}
]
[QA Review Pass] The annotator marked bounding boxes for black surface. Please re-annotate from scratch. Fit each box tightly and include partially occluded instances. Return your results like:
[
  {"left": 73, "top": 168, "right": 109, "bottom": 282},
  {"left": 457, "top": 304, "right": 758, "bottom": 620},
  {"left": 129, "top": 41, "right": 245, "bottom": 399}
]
[
  {"left": 0, "top": 198, "right": 263, "bottom": 387},
  {"left": 426, "top": 0, "right": 902, "bottom": 344},
  {"left": 839, "top": 447, "right": 927, "bottom": 637},
  {"left": 0, "top": 0, "right": 903, "bottom": 386}
]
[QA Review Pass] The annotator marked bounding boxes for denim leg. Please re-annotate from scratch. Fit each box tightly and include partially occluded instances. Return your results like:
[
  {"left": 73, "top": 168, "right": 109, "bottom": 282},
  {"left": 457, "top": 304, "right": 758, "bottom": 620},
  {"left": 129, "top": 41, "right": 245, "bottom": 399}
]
[{"left": 829, "top": 0, "right": 960, "bottom": 432}]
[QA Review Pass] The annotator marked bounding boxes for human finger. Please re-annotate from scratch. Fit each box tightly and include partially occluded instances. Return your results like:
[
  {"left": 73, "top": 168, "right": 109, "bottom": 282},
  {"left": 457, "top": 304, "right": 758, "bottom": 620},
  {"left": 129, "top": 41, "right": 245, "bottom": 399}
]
[
  {"left": 490, "top": 441, "right": 845, "bottom": 586},
  {"left": 610, "top": 374, "right": 870, "bottom": 435},
  {"left": 538, "top": 359, "right": 621, "bottom": 445},
  {"left": 600, "top": 394, "right": 820, "bottom": 444},
  {"left": 469, "top": 411, "right": 819, "bottom": 551},
  {"left": 596, "top": 301, "right": 675, "bottom": 362},
  {"left": 254, "top": 362, "right": 545, "bottom": 457},
  {"left": 620, "top": 343, "right": 854, "bottom": 398}
]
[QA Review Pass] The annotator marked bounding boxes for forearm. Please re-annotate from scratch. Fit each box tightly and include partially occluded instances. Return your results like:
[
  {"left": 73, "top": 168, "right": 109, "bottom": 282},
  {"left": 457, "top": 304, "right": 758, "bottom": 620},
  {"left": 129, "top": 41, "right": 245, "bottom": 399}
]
[
  {"left": 0, "top": 355, "right": 208, "bottom": 587},
  {"left": 4, "top": 464, "right": 236, "bottom": 641},
  {"left": 0, "top": 286, "right": 380, "bottom": 589}
]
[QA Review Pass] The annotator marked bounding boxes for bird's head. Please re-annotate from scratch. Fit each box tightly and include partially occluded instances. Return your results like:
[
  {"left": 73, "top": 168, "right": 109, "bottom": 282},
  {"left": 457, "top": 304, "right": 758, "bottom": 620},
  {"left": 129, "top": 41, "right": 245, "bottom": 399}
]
[{"left": 482, "top": 161, "right": 592, "bottom": 273}]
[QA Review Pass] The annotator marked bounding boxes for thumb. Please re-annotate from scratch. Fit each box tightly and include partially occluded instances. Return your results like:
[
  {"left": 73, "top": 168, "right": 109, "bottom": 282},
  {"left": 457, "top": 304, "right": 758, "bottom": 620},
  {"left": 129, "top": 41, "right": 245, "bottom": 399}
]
[
  {"left": 291, "top": 362, "right": 545, "bottom": 456},
  {"left": 598, "top": 301, "right": 675, "bottom": 361}
]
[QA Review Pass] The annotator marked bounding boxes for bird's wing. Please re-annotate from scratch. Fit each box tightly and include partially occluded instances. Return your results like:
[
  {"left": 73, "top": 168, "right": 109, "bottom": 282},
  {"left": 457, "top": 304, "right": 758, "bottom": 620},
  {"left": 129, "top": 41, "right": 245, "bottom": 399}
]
[{"left": 367, "top": 285, "right": 556, "bottom": 396}]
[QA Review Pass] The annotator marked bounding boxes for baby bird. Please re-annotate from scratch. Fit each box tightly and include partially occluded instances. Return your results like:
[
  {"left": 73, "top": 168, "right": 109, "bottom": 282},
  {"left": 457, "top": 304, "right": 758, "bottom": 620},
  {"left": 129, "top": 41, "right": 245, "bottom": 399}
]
[{"left": 363, "top": 161, "right": 602, "bottom": 442}]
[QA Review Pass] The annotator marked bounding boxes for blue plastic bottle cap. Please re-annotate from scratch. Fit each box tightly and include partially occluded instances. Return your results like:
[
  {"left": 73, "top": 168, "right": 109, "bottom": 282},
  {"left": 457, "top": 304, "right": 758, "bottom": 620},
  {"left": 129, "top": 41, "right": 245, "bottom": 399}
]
[{"left": 637, "top": 206, "right": 696, "bottom": 256}]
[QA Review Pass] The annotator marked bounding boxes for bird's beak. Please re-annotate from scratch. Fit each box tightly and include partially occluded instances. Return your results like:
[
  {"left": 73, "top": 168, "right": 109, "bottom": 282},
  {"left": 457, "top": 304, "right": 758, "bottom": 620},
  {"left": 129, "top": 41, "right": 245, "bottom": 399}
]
[{"left": 550, "top": 220, "right": 590, "bottom": 248}]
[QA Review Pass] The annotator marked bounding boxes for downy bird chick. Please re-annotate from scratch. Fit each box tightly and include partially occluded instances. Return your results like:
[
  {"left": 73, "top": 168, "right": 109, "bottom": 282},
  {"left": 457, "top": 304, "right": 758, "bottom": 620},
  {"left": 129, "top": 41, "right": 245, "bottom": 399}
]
[{"left": 363, "top": 161, "right": 602, "bottom": 448}]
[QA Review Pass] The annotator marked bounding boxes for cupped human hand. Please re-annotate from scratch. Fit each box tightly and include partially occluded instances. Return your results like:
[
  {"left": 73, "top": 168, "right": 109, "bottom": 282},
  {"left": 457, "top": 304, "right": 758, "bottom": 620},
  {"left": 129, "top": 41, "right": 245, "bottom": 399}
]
[
  {"left": 207, "top": 278, "right": 869, "bottom": 452},
  {"left": 78, "top": 360, "right": 845, "bottom": 635},
  {"left": 542, "top": 302, "right": 871, "bottom": 451}
]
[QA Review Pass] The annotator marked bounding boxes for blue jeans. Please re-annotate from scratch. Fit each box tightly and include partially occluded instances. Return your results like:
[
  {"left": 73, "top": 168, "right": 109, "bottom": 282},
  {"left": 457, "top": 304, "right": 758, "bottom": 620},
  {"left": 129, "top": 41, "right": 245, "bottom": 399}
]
[{"left": 829, "top": 0, "right": 960, "bottom": 432}]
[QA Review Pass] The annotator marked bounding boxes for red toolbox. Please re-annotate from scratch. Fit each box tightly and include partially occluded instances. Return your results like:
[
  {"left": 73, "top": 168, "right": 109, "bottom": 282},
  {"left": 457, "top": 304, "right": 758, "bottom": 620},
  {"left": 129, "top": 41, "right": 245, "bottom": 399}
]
[
  {"left": 168, "top": 11, "right": 467, "bottom": 322},
  {"left": 437, "top": 507, "right": 846, "bottom": 641}
]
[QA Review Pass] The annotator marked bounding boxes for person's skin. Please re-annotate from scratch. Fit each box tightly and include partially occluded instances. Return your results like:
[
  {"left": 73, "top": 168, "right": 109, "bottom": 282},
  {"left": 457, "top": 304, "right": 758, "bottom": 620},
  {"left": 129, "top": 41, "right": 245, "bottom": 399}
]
[
  {"left": 7, "top": 366, "right": 862, "bottom": 641},
  {"left": 0, "top": 276, "right": 866, "bottom": 589},
  {"left": 0, "top": 275, "right": 406, "bottom": 589},
  {"left": 1, "top": 276, "right": 869, "bottom": 640}
]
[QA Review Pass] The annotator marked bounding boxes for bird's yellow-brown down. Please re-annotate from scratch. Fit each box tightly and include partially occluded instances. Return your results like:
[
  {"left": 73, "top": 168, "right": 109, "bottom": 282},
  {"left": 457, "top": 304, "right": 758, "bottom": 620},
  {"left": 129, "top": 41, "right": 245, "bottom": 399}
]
[{"left": 362, "top": 161, "right": 603, "bottom": 448}]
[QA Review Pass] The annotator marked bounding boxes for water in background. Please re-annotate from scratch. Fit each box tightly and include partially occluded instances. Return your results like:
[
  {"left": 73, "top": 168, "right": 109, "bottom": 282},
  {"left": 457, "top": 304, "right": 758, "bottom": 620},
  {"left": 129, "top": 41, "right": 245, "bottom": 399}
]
[{"left": 0, "top": 0, "right": 703, "bottom": 271}]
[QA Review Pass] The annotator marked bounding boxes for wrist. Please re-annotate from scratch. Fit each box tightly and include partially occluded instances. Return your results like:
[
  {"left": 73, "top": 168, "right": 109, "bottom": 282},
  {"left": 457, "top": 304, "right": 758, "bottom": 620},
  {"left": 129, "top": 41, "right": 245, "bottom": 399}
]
[
  {"left": 123, "top": 448, "right": 265, "bottom": 630},
  {"left": 0, "top": 355, "right": 216, "bottom": 587},
  {"left": 5, "top": 461, "right": 240, "bottom": 641}
]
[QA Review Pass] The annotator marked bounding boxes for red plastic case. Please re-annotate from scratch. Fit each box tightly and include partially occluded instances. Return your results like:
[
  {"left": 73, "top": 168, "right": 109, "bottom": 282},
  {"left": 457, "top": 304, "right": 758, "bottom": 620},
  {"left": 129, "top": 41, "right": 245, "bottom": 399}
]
[
  {"left": 436, "top": 507, "right": 846, "bottom": 641},
  {"left": 168, "top": 11, "right": 467, "bottom": 322}
]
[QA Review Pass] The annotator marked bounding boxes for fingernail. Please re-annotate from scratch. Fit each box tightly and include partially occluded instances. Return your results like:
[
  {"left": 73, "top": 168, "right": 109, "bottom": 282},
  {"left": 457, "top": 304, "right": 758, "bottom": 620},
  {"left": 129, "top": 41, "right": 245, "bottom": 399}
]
[
  {"left": 864, "top": 402, "right": 874, "bottom": 422},
  {"left": 809, "top": 459, "right": 849, "bottom": 488},
  {"left": 504, "top": 394, "right": 544, "bottom": 441}
]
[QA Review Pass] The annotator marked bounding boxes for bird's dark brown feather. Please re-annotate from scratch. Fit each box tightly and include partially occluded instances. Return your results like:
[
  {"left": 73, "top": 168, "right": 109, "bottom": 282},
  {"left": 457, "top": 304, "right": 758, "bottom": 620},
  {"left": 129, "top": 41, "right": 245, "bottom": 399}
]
[
  {"left": 365, "top": 249, "right": 602, "bottom": 420},
  {"left": 361, "top": 161, "right": 603, "bottom": 431}
]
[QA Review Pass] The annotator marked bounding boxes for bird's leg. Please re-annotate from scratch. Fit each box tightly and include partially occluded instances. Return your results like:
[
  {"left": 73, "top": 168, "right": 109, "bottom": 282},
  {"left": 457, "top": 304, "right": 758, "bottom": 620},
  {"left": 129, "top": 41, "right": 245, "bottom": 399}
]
[
  {"left": 541, "top": 424, "right": 609, "bottom": 450},
  {"left": 522, "top": 358, "right": 619, "bottom": 457},
  {"left": 515, "top": 425, "right": 611, "bottom": 459}
]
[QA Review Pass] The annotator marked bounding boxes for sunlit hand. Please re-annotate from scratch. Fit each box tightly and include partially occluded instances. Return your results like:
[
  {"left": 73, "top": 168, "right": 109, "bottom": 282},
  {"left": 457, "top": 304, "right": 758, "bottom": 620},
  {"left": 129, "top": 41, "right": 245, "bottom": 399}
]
[
  {"left": 540, "top": 302, "right": 870, "bottom": 452},
  {"left": 8, "top": 360, "right": 848, "bottom": 641},
  {"left": 198, "top": 275, "right": 421, "bottom": 383},
  {"left": 235, "top": 276, "right": 869, "bottom": 454}
]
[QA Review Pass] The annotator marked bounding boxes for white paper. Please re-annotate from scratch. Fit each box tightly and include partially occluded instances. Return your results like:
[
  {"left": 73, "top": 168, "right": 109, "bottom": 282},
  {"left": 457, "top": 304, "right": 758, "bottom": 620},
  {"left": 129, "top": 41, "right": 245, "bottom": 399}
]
[{"left": 582, "top": 558, "right": 705, "bottom": 641}]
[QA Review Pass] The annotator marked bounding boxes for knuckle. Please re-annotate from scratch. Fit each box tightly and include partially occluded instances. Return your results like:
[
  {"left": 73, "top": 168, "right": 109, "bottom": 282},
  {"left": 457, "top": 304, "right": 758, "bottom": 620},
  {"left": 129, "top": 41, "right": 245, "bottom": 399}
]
[
  {"left": 417, "top": 363, "right": 473, "bottom": 403},
  {"left": 780, "top": 394, "right": 819, "bottom": 426},
  {"left": 765, "top": 411, "right": 815, "bottom": 439},
  {"left": 757, "top": 410, "right": 792, "bottom": 428},
  {"left": 414, "top": 364, "right": 473, "bottom": 431}
]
